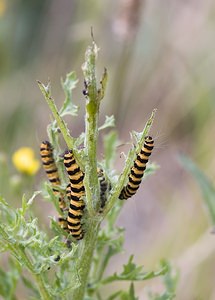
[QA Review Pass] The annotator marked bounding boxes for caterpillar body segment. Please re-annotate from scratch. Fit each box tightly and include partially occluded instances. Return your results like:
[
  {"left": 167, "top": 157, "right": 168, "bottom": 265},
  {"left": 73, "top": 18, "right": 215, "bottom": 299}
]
[
  {"left": 66, "top": 184, "right": 85, "bottom": 240},
  {"left": 66, "top": 183, "right": 71, "bottom": 201},
  {"left": 97, "top": 168, "right": 111, "bottom": 211},
  {"left": 40, "top": 141, "right": 68, "bottom": 231},
  {"left": 58, "top": 217, "right": 69, "bottom": 231},
  {"left": 40, "top": 141, "right": 60, "bottom": 186},
  {"left": 119, "top": 136, "right": 154, "bottom": 200},
  {"left": 64, "top": 150, "right": 85, "bottom": 240},
  {"left": 40, "top": 141, "right": 67, "bottom": 210}
]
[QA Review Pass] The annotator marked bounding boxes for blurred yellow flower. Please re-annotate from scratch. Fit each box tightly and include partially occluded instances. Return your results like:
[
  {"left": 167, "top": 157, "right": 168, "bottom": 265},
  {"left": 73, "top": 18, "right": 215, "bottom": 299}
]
[
  {"left": 0, "top": 0, "right": 6, "bottom": 16},
  {"left": 12, "top": 147, "right": 40, "bottom": 176}
]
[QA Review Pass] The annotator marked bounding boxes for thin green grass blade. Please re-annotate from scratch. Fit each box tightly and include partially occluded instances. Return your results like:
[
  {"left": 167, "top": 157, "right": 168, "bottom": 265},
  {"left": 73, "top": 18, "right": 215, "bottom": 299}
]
[{"left": 179, "top": 154, "right": 215, "bottom": 224}]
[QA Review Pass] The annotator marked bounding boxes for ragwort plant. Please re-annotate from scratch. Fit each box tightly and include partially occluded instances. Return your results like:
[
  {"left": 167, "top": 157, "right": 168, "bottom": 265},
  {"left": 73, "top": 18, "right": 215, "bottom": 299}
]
[{"left": 0, "top": 41, "right": 173, "bottom": 300}]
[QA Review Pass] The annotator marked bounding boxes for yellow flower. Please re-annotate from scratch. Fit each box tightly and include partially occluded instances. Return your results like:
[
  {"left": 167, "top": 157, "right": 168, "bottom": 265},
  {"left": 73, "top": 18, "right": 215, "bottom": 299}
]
[{"left": 12, "top": 147, "right": 40, "bottom": 176}]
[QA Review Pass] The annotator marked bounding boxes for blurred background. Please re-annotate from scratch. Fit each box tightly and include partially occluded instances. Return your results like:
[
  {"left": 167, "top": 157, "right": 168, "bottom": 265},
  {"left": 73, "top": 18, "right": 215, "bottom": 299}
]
[{"left": 1, "top": 0, "right": 215, "bottom": 299}]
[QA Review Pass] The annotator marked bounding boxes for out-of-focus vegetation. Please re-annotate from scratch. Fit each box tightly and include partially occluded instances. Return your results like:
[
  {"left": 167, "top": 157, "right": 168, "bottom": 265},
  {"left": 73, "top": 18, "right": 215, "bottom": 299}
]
[{"left": 0, "top": 0, "right": 215, "bottom": 299}]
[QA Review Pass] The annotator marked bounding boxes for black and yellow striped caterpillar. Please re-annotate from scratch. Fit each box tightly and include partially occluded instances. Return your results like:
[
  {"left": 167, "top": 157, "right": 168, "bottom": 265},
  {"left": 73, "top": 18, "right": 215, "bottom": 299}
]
[
  {"left": 119, "top": 136, "right": 154, "bottom": 200},
  {"left": 64, "top": 150, "right": 85, "bottom": 240},
  {"left": 40, "top": 141, "right": 68, "bottom": 230},
  {"left": 97, "top": 168, "right": 111, "bottom": 212}
]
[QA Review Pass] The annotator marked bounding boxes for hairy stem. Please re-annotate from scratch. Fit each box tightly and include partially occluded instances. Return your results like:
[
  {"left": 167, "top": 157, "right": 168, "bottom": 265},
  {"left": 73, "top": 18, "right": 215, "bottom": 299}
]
[
  {"left": 38, "top": 81, "right": 84, "bottom": 169},
  {"left": 82, "top": 41, "right": 100, "bottom": 215},
  {"left": 37, "top": 81, "right": 75, "bottom": 150},
  {"left": 70, "top": 220, "right": 99, "bottom": 300},
  {"left": 33, "top": 274, "right": 52, "bottom": 300},
  {"left": 69, "top": 41, "right": 102, "bottom": 300}
]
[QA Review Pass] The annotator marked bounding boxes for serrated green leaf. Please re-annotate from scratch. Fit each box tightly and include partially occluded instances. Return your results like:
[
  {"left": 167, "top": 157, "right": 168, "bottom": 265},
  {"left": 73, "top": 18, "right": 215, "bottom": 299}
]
[
  {"left": 99, "top": 115, "right": 115, "bottom": 131},
  {"left": 102, "top": 256, "right": 168, "bottom": 284},
  {"left": 98, "top": 226, "right": 124, "bottom": 253},
  {"left": 60, "top": 71, "right": 79, "bottom": 117},
  {"left": 53, "top": 255, "right": 81, "bottom": 296},
  {"left": 161, "top": 260, "right": 178, "bottom": 299},
  {"left": 179, "top": 154, "right": 215, "bottom": 224},
  {"left": 148, "top": 260, "right": 178, "bottom": 300}
]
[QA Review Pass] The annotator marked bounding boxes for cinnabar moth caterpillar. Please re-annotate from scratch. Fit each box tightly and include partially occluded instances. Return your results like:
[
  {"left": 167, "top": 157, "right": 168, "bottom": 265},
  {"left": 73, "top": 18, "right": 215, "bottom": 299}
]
[
  {"left": 40, "top": 141, "right": 68, "bottom": 229},
  {"left": 64, "top": 150, "right": 85, "bottom": 240},
  {"left": 97, "top": 168, "right": 111, "bottom": 211},
  {"left": 119, "top": 136, "right": 154, "bottom": 200}
]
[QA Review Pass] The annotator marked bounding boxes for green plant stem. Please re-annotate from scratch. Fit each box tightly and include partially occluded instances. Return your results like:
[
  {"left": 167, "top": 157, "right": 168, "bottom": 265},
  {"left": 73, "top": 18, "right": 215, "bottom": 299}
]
[
  {"left": 82, "top": 42, "right": 100, "bottom": 215},
  {"left": 69, "top": 41, "right": 102, "bottom": 300},
  {"left": 38, "top": 81, "right": 85, "bottom": 170},
  {"left": 84, "top": 104, "right": 99, "bottom": 215},
  {"left": 33, "top": 274, "right": 52, "bottom": 300},
  {"left": 70, "top": 220, "right": 99, "bottom": 300},
  {"left": 15, "top": 249, "right": 52, "bottom": 300},
  {"left": 37, "top": 81, "right": 75, "bottom": 150}
]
